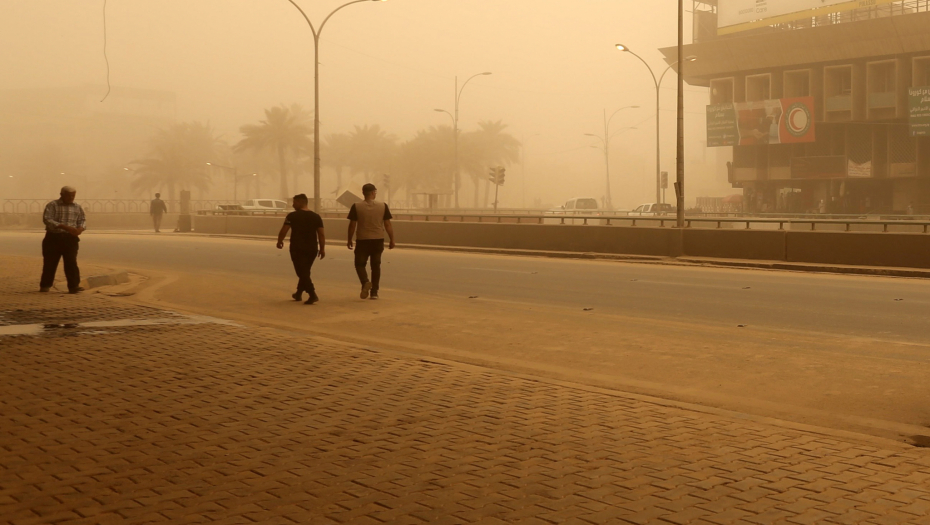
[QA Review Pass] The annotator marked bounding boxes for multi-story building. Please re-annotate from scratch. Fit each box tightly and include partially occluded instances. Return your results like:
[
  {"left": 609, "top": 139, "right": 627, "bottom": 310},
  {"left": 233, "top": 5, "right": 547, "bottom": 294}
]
[{"left": 664, "top": 1, "right": 930, "bottom": 214}]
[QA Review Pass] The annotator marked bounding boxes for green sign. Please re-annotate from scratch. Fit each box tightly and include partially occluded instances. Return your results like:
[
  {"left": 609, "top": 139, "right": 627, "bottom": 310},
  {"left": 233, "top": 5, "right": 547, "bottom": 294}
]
[
  {"left": 910, "top": 86, "right": 930, "bottom": 137},
  {"left": 706, "top": 103, "right": 739, "bottom": 147}
]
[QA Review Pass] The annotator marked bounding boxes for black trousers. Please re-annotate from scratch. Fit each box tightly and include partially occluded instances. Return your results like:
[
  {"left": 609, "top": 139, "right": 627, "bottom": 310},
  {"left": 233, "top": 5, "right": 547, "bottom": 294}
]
[
  {"left": 354, "top": 239, "right": 385, "bottom": 292},
  {"left": 290, "top": 247, "right": 317, "bottom": 294},
  {"left": 41, "top": 232, "right": 81, "bottom": 291}
]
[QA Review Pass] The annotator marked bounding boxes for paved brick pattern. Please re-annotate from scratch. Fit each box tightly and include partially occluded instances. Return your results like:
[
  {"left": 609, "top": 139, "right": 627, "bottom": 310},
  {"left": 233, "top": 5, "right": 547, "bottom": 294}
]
[{"left": 2, "top": 258, "right": 930, "bottom": 524}]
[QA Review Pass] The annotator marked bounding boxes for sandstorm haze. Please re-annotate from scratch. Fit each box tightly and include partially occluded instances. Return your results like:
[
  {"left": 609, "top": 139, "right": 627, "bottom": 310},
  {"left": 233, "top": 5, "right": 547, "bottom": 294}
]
[{"left": 0, "top": 0, "right": 729, "bottom": 208}]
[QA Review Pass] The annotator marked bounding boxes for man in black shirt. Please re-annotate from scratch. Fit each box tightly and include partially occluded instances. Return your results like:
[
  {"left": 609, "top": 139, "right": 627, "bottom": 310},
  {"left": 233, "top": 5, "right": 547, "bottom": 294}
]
[{"left": 277, "top": 194, "right": 326, "bottom": 304}]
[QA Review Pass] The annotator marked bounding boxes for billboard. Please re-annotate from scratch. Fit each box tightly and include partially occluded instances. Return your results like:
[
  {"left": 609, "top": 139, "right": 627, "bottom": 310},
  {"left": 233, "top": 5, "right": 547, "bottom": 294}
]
[
  {"left": 910, "top": 86, "right": 930, "bottom": 137},
  {"left": 707, "top": 97, "right": 816, "bottom": 148},
  {"left": 718, "top": 0, "right": 899, "bottom": 35}
]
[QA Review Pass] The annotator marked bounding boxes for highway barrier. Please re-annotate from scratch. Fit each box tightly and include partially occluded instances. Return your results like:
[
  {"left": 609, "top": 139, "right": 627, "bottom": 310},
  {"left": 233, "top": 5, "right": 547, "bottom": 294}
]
[{"left": 191, "top": 214, "right": 930, "bottom": 269}]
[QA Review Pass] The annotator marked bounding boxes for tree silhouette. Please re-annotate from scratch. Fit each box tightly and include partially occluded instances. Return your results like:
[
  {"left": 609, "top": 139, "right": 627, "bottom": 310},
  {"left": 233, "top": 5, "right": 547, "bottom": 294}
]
[
  {"left": 129, "top": 122, "right": 222, "bottom": 202},
  {"left": 322, "top": 132, "right": 353, "bottom": 194},
  {"left": 460, "top": 120, "right": 521, "bottom": 207},
  {"left": 345, "top": 125, "right": 398, "bottom": 183},
  {"left": 234, "top": 105, "right": 312, "bottom": 199}
]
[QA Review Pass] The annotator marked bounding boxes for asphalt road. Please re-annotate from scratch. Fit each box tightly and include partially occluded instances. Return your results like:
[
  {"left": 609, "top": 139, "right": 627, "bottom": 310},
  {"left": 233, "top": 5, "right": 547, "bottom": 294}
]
[
  {"left": 3, "top": 230, "right": 928, "bottom": 343},
  {"left": 4, "top": 230, "right": 930, "bottom": 442}
]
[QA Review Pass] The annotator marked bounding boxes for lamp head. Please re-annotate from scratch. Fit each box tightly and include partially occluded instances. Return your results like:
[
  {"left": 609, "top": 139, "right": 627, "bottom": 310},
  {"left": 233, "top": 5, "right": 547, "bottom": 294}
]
[
  {"left": 481, "top": 72, "right": 492, "bottom": 76},
  {"left": 206, "top": 162, "right": 212, "bottom": 166},
  {"left": 616, "top": 44, "right": 629, "bottom": 52},
  {"left": 685, "top": 55, "right": 698, "bottom": 62},
  {"left": 632, "top": 105, "right": 641, "bottom": 108}
]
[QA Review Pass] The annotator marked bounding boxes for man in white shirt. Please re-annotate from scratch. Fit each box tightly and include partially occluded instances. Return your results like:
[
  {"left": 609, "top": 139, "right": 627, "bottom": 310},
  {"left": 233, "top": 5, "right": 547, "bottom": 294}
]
[{"left": 347, "top": 183, "right": 395, "bottom": 300}]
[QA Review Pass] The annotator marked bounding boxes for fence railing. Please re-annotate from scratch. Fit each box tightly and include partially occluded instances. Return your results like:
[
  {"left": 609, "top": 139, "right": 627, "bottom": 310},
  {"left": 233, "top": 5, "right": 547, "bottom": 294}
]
[{"left": 329, "top": 212, "right": 930, "bottom": 234}]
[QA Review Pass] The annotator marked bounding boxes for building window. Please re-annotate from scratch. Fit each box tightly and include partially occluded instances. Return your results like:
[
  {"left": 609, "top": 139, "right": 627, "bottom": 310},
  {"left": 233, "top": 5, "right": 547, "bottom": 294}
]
[
  {"left": 710, "top": 78, "right": 734, "bottom": 104},
  {"left": 914, "top": 57, "right": 930, "bottom": 87},
  {"left": 784, "top": 70, "right": 811, "bottom": 97},
  {"left": 746, "top": 74, "right": 771, "bottom": 101},
  {"left": 824, "top": 65, "right": 853, "bottom": 121}
]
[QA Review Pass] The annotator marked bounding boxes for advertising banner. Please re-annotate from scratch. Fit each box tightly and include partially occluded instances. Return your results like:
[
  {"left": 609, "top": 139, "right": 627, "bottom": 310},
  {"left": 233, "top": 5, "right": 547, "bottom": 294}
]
[
  {"left": 707, "top": 97, "right": 816, "bottom": 148},
  {"left": 910, "top": 86, "right": 930, "bottom": 137},
  {"left": 718, "top": 0, "right": 899, "bottom": 35}
]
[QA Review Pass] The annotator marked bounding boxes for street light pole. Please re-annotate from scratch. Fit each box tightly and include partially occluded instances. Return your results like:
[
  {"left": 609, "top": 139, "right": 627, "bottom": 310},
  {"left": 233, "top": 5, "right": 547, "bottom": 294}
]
[
  {"left": 615, "top": 44, "right": 696, "bottom": 205},
  {"left": 433, "top": 108, "right": 455, "bottom": 206},
  {"left": 676, "top": 0, "right": 685, "bottom": 228},
  {"left": 448, "top": 72, "right": 492, "bottom": 209},
  {"left": 286, "top": 0, "right": 386, "bottom": 213},
  {"left": 585, "top": 105, "right": 638, "bottom": 210}
]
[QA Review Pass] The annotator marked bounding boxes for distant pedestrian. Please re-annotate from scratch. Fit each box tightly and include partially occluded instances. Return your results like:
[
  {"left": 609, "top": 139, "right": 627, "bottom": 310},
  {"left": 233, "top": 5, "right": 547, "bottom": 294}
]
[
  {"left": 907, "top": 202, "right": 915, "bottom": 216},
  {"left": 277, "top": 193, "right": 325, "bottom": 305},
  {"left": 150, "top": 193, "right": 168, "bottom": 232},
  {"left": 347, "top": 183, "right": 395, "bottom": 300},
  {"left": 40, "top": 186, "right": 86, "bottom": 294}
]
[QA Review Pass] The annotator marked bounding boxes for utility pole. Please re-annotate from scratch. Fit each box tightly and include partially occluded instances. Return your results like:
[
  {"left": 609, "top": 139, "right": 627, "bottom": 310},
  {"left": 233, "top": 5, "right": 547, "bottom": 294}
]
[{"left": 676, "top": 0, "right": 686, "bottom": 228}]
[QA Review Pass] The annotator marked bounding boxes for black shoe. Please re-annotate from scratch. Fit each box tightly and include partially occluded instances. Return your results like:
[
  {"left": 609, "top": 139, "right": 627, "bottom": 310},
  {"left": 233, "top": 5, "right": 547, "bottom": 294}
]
[
  {"left": 370, "top": 291, "right": 379, "bottom": 300},
  {"left": 292, "top": 291, "right": 303, "bottom": 301},
  {"left": 68, "top": 287, "right": 84, "bottom": 294},
  {"left": 360, "top": 282, "right": 372, "bottom": 299},
  {"left": 304, "top": 293, "right": 319, "bottom": 305}
]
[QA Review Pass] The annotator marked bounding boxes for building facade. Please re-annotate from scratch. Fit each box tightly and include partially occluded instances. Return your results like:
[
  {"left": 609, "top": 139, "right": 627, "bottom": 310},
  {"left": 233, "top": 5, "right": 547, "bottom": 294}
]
[{"left": 665, "top": 1, "right": 930, "bottom": 214}]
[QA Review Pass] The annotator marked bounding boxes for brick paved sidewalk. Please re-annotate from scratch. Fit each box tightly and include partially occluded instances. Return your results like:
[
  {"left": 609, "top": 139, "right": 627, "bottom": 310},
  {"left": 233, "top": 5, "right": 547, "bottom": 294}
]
[{"left": 2, "top": 257, "right": 930, "bottom": 525}]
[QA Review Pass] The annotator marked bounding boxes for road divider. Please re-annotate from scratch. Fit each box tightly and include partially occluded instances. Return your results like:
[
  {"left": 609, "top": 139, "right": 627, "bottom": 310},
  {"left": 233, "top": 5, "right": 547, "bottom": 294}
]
[{"left": 191, "top": 214, "right": 930, "bottom": 271}]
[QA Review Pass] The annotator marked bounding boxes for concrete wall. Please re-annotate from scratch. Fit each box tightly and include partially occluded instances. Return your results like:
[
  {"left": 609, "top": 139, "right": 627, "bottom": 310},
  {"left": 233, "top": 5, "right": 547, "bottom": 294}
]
[
  {"left": 0, "top": 213, "right": 179, "bottom": 231},
  {"left": 684, "top": 229, "right": 787, "bottom": 261},
  {"left": 192, "top": 214, "right": 930, "bottom": 269},
  {"left": 786, "top": 231, "right": 930, "bottom": 268}
]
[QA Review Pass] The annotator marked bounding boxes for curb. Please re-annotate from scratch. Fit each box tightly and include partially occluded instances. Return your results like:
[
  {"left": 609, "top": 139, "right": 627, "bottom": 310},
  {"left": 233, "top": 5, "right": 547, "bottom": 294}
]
[{"left": 80, "top": 271, "right": 130, "bottom": 290}]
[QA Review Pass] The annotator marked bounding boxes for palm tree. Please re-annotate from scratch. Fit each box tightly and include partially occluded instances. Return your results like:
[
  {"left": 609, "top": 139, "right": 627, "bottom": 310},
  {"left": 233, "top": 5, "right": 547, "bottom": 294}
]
[
  {"left": 395, "top": 125, "right": 455, "bottom": 202},
  {"left": 461, "top": 120, "right": 521, "bottom": 208},
  {"left": 322, "top": 132, "right": 353, "bottom": 194},
  {"left": 345, "top": 124, "right": 398, "bottom": 183},
  {"left": 129, "top": 122, "right": 221, "bottom": 202},
  {"left": 234, "top": 105, "right": 312, "bottom": 200}
]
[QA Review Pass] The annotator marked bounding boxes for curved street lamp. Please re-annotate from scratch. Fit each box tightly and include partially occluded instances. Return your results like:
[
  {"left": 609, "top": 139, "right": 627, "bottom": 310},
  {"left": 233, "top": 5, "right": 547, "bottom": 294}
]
[
  {"left": 585, "top": 105, "right": 639, "bottom": 210},
  {"left": 286, "top": 0, "right": 387, "bottom": 212},
  {"left": 449, "top": 72, "right": 491, "bottom": 208},
  {"left": 615, "top": 44, "right": 695, "bottom": 205}
]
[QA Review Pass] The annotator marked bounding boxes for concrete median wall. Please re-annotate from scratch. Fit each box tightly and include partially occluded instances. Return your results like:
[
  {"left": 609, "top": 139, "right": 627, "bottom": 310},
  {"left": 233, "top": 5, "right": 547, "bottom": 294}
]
[
  {"left": 683, "top": 229, "right": 787, "bottom": 261},
  {"left": 0, "top": 213, "right": 179, "bottom": 231},
  {"left": 192, "top": 214, "right": 930, "bottom": 269},
  {"left": 786, "top": 231, "right": 930, "bottom": 268}
]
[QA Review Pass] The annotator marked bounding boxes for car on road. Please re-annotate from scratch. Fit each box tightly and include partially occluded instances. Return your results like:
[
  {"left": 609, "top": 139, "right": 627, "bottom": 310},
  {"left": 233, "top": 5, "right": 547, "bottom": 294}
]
[
  {"left": 548, "top": 197, "right": 601, "bottom": 215},
  {"left": 628, "top": 203, "right": 674, "bottom": 216}
]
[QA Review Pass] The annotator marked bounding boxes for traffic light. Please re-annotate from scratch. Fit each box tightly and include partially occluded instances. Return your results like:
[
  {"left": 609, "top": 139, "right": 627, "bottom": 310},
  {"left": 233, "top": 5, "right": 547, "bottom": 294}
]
[
  {"left": 488, "top": 167, "right": 506, "bottom": 186},
  {"left": 383, "top": 173, "right": 391, "bottom": 189},
  {"left": 660, "top": 171, "right": 668, "bottom": 189}
]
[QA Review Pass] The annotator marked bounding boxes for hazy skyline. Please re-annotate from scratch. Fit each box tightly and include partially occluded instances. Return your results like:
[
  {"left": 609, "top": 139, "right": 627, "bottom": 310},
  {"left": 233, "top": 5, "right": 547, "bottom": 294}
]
[{"left": 2, "top": 1, "right": 730, "bottom": 208}]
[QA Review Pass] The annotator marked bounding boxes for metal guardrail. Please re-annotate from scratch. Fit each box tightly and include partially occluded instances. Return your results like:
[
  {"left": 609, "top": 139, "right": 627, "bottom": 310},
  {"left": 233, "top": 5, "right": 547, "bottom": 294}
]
[
  {"left": 1, "top": 199, "right": 239, "bottom": 214},
  {"left": 323, "top": 212, "right": 930, "bottom": 234}
]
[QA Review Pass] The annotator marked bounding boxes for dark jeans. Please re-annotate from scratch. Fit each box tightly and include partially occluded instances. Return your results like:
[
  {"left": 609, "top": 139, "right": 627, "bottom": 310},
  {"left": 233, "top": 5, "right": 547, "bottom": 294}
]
[
  {"left": 354, "top": 239, "right": 385, "bottom": 292},
  {"left": 290, "top": 247, "right": 317, "bottom": 295},
  {"left": 152, "top": 213, "right": 163, "bottom": 232},
  {"left": 41, "top": 232, "right": 81, "bottom": 291}
]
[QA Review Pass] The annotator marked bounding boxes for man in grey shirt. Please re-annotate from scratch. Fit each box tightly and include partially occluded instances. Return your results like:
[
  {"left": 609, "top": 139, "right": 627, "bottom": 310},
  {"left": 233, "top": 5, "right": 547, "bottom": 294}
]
[
  {"left": 41, "top": 186, "right": 86, "bottom": 293},
  {"left": 347, "top": 183, "right": 395, "bottom": 300}
]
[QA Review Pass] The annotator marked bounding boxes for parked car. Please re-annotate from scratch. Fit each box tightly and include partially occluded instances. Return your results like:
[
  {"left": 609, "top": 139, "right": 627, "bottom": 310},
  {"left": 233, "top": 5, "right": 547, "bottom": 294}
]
[
  {"left": 628, "top": 203, "right": 674, "bottom": 216},
  {"left": 241, "top": 199, "right": 288, "bottom": 212},
  {"left": 548, "top": 197, "right": 600, "bottom": 215}
]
